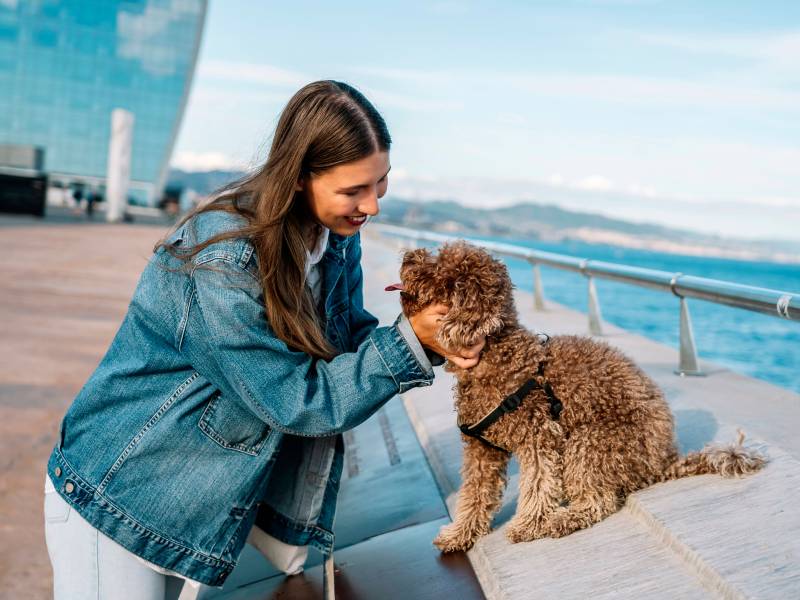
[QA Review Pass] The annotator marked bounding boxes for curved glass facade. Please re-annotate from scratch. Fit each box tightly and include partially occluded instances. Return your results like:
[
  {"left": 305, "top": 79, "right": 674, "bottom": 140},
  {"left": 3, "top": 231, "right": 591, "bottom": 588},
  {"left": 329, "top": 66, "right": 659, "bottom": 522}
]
[{"left": 0, "top": 0, "right": 206, "bottom": 204}]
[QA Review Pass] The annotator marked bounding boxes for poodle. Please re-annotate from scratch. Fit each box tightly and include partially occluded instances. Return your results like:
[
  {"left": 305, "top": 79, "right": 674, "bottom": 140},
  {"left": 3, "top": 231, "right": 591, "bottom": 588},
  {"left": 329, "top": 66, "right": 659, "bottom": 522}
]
[{"left": 388, "top": 240, "right": 766, "bottom": 553}]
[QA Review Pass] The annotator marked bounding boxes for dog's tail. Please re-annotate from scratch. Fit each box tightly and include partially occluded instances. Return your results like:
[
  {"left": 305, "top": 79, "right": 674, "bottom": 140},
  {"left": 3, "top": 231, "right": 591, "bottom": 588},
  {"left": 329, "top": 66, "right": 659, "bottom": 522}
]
[{"left": 659, "top": 430, "right": 767, "bottom": 482}]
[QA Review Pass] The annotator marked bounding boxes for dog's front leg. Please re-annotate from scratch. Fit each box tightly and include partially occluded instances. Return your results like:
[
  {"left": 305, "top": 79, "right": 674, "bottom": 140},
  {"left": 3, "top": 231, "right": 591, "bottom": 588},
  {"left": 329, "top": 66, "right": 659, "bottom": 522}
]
[
  {"left": 505, "top": 440, "right": 563, "bottom": 543},
  {"left": 433, "top": 437, "right": 509, "bottom": 553}
]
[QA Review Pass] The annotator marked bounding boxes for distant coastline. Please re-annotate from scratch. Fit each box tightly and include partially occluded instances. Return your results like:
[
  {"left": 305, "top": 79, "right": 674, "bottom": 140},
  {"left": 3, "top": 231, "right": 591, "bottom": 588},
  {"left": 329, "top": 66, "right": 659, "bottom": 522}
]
[
  {"left": 167, "top": 168, "right": 800, "bottom": 266},
  {"left": 535, "top": 227, "right": 800, "bottom": 265}
]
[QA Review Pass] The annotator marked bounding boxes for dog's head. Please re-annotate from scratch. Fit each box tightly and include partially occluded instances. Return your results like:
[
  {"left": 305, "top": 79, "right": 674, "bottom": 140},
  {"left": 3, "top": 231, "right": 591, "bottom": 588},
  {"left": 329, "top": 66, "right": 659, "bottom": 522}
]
[{"left": 390, "top": 241, "right": 517, "bottom": 351}]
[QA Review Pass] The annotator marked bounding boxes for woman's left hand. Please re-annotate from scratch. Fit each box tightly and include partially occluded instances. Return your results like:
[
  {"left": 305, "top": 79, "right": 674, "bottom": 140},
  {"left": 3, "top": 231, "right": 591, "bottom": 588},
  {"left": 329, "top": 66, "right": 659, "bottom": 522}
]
[
  {"left": 446, "top": 338, "right": 486, "bottom": 369},
  {"left": 409, "top": 303, "right": 486, "bottom": 369}
]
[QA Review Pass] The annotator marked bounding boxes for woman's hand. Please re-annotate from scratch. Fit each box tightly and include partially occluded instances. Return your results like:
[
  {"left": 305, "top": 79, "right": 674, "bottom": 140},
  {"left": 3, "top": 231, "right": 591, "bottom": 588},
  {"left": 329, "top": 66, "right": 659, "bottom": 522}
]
[{"left": 408, "top": 303, "right": 486, "bottom": 369}]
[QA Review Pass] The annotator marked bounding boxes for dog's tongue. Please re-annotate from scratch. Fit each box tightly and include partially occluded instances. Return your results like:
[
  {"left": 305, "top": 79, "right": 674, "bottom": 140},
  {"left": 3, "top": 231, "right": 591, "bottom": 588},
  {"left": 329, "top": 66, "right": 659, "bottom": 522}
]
[{"left": 384, "top": 282, "right": 405, "bottom": 292}]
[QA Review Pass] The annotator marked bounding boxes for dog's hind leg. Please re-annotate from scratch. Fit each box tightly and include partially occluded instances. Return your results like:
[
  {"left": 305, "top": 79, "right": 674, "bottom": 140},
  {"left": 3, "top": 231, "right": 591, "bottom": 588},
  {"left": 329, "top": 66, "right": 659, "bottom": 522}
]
[
  {"left": 505, "top": 440, "right": 564, "bottom": 543},
  {"left": 543, "top": 488, "right": 621, "bottom": 538},
  {"left": 543, "top": 424, "right": 636, "bottom": 538},
  {"left": 433, "top": 437, "right": 510, "bottom": 553}
]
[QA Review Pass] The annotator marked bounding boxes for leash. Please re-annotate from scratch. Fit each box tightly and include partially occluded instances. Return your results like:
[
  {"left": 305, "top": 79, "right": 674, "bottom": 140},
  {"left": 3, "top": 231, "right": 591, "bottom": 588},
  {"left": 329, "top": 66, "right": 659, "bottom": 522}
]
[{"left": 458, "top": 335, "right": 561, "bottom": 453}]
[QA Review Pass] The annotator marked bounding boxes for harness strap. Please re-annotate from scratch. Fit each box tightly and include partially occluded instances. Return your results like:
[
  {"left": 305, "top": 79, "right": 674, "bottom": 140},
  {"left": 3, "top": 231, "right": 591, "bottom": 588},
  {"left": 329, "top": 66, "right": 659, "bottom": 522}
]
[{"left": 458, "top": 337, "right": 562, "bottom": 452}]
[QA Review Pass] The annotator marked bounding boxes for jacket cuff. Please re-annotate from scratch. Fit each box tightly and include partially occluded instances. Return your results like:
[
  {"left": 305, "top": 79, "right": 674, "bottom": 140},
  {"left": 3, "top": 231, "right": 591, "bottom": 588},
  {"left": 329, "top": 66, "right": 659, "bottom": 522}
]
[
  {"left": 395, "top": 312, "right": 433, "bottom": 374},
  {"left": 368, "top": 314, "right": 436, "bottom": 393},
  {"left": 395, "top": 312, "right": 446, "bottom": 369}
]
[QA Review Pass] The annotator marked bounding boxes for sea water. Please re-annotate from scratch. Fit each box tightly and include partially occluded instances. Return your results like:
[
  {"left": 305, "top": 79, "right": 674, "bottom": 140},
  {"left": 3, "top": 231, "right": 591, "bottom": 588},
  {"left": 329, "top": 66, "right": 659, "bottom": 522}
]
[{"left": 457, "top": 236, "right": 799, "bottom": 395}]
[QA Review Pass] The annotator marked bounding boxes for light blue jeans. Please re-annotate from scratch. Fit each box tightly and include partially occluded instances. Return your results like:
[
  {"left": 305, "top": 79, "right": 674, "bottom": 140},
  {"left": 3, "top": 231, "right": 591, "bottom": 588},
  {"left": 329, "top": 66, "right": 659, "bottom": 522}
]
[{"left": 44, "top": 474, "right": 206, "bottom": 600}]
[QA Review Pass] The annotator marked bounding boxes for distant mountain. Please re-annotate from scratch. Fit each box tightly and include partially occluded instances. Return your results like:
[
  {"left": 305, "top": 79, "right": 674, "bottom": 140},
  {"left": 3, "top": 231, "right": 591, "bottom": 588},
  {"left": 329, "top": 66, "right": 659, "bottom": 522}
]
[
  {"left": 375, "top": 197, "right": 800, "bottom": 263},
  {"left": 376, "top": 196, "right": 675, "bottom": 238},
  {"left": 166, "top": 168, "right": 800, "bottom": 264}
]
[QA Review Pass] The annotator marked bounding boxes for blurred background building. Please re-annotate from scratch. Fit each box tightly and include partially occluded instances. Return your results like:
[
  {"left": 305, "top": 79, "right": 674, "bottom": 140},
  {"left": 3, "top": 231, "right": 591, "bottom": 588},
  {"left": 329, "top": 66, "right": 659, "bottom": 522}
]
[{"left": 0, "top": 0, "right": 207, "bottom": 207}]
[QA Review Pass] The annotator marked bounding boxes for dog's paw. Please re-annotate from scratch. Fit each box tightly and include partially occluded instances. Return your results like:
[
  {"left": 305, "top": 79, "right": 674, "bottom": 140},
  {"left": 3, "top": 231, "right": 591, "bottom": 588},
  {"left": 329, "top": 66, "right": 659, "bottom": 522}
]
[
  {"left": 543, "top": 509, "right": 581, "bottom": 538},
  {"left": 505, "top": 518, "right": 546, "bottom": 544},
  {"left": 433, "top": 523, "right": 479, "bottom": 553}
]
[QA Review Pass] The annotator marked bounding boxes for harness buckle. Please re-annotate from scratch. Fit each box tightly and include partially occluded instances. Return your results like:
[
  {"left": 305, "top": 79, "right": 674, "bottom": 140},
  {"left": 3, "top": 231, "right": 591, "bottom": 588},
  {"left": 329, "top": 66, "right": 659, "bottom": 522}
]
[{"left": 502, "top": 393, "right": 522, "bottom": 411}]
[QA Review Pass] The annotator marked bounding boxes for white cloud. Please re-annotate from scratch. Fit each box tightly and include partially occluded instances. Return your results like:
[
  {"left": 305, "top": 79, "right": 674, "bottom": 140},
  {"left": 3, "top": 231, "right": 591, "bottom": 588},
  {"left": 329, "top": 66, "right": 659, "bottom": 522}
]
[
  {"left": 190, "top": 61, "right": 461, "bottom": 113},
  {"left": 198, "top": 61, "right": 310, "bottom": 88},
  {"left": 352, "top": 66, "right": 800, "bottom": 111},
  {"left": 385, "top": 172, "right": 800, "bottom": 241},
  {"left": 639, "top": 30, "right": 800, "bottom": 67},
  {"left": 171, "top": 151, "right": 246, "bottom": 172},
  {"left": 577, "top": 175, "right": 614, "bottom": 191}
]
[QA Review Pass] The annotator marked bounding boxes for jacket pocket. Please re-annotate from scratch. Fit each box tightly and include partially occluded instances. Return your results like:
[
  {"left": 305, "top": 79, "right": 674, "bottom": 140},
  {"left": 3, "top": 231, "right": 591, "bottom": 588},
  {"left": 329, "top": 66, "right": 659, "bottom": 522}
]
[
  {"left": 198, "top": 392, "right": 271, "bottom": 456},
  {"left": 44, "top": 477, "right": 71, "bottom": 524}
]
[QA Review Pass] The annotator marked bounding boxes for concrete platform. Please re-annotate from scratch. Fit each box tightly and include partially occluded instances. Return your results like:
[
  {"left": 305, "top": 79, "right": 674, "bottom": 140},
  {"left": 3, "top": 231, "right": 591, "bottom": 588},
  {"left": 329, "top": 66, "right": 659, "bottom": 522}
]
[
  {"left": 358, "top": 228, "right": 800, "bottom": 600},
  {"left": 4, "top": 214, "right": 797, "bottom": 599}
]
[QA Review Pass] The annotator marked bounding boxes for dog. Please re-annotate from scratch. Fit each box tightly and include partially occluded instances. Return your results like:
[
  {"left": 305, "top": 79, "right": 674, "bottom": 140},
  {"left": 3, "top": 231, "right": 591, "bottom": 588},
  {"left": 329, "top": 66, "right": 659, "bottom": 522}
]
[{"left": 388, "top": 240, "right": 766, "bottom": 552}]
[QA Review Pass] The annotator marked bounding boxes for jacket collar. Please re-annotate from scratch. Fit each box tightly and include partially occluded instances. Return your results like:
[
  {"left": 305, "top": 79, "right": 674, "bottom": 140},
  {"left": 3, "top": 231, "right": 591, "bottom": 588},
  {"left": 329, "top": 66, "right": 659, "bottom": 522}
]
[{"left": 323, "top": 232, "right": 351, "bottom": 265}]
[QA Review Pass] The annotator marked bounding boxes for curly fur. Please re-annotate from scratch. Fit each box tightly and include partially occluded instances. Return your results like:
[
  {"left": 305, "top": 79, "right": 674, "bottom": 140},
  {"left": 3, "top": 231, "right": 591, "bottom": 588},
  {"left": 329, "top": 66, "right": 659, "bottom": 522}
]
[{"left": 397, "top": 241, "right": 767, "bottom": 552}]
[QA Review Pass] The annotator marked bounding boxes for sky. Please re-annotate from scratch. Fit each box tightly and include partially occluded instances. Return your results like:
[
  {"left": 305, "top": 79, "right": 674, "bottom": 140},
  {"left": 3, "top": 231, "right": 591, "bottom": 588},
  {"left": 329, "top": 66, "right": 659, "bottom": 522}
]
[{"left": 171, "top": 0, "right": 800, "bottom": 241}]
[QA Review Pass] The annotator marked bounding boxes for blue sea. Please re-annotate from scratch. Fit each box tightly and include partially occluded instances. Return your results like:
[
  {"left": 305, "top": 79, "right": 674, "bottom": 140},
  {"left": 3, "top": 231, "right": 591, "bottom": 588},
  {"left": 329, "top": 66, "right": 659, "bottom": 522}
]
[{"left": 451, "top": 236, "right": 799, "bottom": 395}]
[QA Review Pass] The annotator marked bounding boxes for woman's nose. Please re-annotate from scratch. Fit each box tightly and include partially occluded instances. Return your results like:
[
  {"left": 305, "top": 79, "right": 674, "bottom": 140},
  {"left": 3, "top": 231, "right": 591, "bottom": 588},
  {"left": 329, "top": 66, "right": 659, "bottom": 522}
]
[{"left": 360, "top": 190, "right": 380, "bottom": 216}]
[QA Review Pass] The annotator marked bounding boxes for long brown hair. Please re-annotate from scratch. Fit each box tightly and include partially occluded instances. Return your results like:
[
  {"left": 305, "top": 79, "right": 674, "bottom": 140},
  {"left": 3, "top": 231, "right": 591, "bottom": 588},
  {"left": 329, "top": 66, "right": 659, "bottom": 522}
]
[{"left": 153, "top": 80, "right": 392, "bottom": 360}]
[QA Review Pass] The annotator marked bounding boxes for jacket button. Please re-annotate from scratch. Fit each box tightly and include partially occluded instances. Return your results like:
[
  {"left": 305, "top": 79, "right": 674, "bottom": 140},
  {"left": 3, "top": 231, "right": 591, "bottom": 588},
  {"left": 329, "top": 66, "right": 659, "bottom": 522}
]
[
  {"left": 54, "top": 467, "right": 62, "bottom": 477},
  {"left": 64, "top": 481, "right": 75, "bottom": 493}
]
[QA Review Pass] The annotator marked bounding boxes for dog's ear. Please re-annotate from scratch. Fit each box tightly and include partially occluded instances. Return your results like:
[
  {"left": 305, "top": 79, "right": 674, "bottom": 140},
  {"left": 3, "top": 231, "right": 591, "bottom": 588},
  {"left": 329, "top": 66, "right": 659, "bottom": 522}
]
[
  {"left": 435, "top": 242, "right": 507, "bottom": 351},
  {"left": 398, "top": 247, "right": 439, "bottom": 315}
]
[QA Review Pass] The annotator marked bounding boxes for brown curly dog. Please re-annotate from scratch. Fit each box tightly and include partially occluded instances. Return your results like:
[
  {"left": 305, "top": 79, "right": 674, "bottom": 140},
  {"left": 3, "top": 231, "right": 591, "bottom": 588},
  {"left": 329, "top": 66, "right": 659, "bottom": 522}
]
[{"left": 392, "top": 240, "right": 766, "bottom": 553}]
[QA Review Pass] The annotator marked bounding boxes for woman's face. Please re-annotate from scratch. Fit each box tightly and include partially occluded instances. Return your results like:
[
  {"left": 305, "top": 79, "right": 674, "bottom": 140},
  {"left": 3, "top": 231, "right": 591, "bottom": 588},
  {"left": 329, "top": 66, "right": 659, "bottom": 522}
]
[{"left": 298, "top": 150, "right": 390, "bottom": 236}]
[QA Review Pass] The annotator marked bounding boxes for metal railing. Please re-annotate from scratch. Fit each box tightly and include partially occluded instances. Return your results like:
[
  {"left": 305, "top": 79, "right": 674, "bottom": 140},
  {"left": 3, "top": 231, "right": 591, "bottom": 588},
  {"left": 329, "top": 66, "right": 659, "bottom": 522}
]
[{"left": 372, "top": 223, "right": 800, "bottom": 376}]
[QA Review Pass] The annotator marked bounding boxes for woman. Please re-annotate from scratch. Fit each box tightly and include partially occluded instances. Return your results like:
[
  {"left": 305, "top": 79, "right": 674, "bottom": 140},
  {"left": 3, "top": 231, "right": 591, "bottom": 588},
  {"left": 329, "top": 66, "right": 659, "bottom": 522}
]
[{"left": 43, "top": 80, "right": 485, "bottom": 599}]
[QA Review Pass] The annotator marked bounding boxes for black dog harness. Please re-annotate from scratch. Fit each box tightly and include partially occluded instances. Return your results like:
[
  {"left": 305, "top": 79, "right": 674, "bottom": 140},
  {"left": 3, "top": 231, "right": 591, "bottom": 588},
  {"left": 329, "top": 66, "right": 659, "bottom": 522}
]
[{"left": 458, "top": 336, "right": 562, "bottom": 453}]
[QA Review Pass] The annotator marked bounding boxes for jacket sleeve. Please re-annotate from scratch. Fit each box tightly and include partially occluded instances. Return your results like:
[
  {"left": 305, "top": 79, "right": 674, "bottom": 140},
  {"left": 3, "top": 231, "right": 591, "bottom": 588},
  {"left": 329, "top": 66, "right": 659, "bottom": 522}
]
[
  {"left": 183, "top": 256, "right": 435, "bottom": 438},
  {"left": 346, "top": 231, "right": 380, "bottom": 349}
]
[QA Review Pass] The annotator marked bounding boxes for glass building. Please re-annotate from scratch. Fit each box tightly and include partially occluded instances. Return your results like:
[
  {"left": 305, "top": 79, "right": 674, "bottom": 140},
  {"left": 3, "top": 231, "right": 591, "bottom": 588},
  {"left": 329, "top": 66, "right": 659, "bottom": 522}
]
[{"left": 0, "top": 0, "right": 206, "bottom": 204}]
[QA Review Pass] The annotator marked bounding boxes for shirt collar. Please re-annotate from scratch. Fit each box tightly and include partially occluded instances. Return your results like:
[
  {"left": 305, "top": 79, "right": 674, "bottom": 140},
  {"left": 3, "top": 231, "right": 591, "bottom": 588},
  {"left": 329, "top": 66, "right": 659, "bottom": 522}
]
[{"left": 305, "top": 225, "right": 330, "bottom": 274}]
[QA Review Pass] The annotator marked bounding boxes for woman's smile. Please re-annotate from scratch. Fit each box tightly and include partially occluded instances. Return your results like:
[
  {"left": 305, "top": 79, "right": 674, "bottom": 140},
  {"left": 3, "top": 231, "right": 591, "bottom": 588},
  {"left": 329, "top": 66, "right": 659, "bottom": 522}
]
[{"left": 345, "top": 215, "right": 368, "bottom": 227}]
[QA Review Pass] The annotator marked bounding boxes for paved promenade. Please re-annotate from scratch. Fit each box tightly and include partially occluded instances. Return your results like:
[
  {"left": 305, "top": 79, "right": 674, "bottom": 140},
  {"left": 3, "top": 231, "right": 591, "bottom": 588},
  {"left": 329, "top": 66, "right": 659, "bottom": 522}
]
[
  {"left": 0, "top": 214, "right": 171, "bottom": 598},
  {"left": 3, "top": 213, "right": 797, "bottom": 599}
]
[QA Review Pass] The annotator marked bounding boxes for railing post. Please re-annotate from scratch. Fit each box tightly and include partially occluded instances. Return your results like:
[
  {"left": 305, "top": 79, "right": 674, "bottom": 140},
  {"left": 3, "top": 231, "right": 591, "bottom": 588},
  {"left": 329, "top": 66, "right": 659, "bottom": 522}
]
[
  {"left": 587, "top": 276, "right": 603, "bottom": 336},
  {"left": 675, "top": 297, "right": 704, "bottom": 376},
  {"left": 532, "top": 262, "right": 545, "bottom": 310},
  {"left": 670, "top": 274, "right": 704, "bottom": 377},
  {"left": 581, "top": 260, "right": 603, "bottom": 336}
]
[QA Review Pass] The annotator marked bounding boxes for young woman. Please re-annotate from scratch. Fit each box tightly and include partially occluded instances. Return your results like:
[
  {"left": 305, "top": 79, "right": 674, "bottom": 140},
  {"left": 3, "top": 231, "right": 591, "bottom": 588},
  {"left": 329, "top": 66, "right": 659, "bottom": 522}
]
[{"left": 43, "top": 80, "right": 485, "bottom": 599}]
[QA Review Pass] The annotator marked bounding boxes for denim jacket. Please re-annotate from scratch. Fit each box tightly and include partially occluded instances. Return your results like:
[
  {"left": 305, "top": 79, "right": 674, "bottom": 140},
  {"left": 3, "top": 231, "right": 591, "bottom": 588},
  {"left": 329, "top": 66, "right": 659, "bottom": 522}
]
[{"left": 45, "top": 209, "right": 438, "bottom": 587}]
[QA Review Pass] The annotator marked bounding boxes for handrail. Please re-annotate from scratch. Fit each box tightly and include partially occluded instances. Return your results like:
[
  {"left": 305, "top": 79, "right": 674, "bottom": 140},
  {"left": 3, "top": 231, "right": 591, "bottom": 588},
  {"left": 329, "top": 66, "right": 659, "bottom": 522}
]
[{"left": 371, "top": 223, "right": 800, "bottom": 376}]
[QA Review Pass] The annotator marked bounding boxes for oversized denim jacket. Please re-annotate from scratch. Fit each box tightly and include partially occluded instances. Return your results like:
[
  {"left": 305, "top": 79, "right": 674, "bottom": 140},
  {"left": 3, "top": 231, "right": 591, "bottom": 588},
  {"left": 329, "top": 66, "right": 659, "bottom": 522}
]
[{"left": 45, "top": 209, "right": 438, "bottom": 586}]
